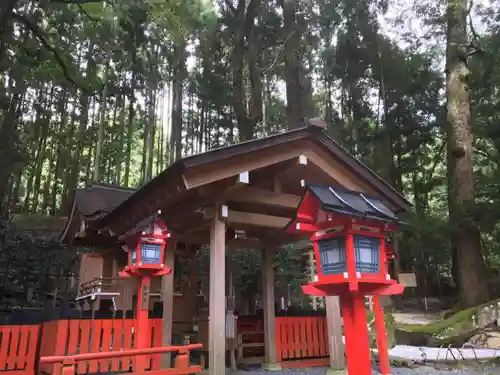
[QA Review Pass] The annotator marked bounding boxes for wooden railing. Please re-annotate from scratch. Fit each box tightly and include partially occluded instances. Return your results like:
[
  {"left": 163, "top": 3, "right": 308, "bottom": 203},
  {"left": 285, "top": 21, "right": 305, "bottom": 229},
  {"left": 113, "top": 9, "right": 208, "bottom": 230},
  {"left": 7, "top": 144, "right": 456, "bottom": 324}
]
[
  {"left": 39, "top": 318, "right": 163, "bottom": 374},
  {"left": 76, "top": 277, "right": 123, "bottom": 302},
  {"left": 40, "top": 344, "right": 203, "bottom": 375},
  {"left": 77, "top": 277, "right": 163, "bottom": 304},
  {"left": 0, "top": 312, "right": 331, "bottom": 373}
]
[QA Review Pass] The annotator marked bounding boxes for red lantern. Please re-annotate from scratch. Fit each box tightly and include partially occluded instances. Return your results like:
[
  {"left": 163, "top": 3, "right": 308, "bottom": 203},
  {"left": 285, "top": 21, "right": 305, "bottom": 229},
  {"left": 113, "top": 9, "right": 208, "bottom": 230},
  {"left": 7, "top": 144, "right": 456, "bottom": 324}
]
[
  {"left": 118, "top": 214, "right": 172, "bottom": 370},
  {"left": 120, "top": 217, "right": 172, "bottom": 277},
  {"left": 288, "top": 184, "right": 404, "bottom": 375}
]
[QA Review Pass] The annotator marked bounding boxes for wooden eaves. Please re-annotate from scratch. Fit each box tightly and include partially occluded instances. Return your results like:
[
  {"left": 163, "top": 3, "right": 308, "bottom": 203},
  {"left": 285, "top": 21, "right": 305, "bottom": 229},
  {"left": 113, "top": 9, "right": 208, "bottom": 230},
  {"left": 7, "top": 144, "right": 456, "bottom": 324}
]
[{"left": 62, "top": 121, "right": 411, "bottom": 248}]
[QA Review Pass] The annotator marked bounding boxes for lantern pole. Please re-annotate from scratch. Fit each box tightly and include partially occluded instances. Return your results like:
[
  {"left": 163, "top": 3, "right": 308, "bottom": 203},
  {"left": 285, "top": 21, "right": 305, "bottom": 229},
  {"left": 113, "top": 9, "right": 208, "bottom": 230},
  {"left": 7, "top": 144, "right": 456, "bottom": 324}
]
[
  {"left": 136, "top": 275, "right": 152, "bottom": 353},
  {"left": 291, "top": 185, "right": 405, "bottom": 375},
  {"left": 373, "top": 296, "right": 390, "bottom": 375},
  {"left": 119, "top": 215, "right": 172, "bottom": 372}
]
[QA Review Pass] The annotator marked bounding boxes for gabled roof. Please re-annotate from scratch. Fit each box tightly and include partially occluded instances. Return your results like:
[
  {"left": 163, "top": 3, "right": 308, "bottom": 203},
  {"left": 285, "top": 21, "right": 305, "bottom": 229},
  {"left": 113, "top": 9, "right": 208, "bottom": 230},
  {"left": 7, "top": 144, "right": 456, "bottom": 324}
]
[
  {"left": 61, "top": 122, "right": 411, "bottom": 245},
  {"left": 59, "top": 183, "right": 136, "bottom": 243},
  {"left": 71, "top": 183, "right": 136, "bottom": 219},
  {"left": 98, "top": 123, "right": 411, "bottom": 229},
  {"left": 306, "top": 184, "right": 400, "bottom": 223}
]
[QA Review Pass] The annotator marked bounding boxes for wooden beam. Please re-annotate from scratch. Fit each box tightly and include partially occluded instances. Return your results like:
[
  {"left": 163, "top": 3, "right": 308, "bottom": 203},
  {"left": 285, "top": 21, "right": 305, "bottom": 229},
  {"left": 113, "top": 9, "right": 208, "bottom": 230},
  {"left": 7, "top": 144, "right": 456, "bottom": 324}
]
[
  {"left": 325, "top": 296, "right": 346, "bottom": 371},
  {"left": 203, "top": 208, "right": 291, "bottom": 229},
  {"left": 180, "top": 233, "right": 264, "bottom": 248},
  {"left": 262, "top": 248, "right": 277, "bottom": 367},
  {"left": 161, "top": 240, "right": 176, "bottom": 368},
  {"left": 182, "top": 146, "right": 303, "bottom": 189},
  {"left": 226, "top": 186, "right": 301, "bottom": 209},
  {"left": 199, "top": 172, "right": 250, "bottom": 199}
]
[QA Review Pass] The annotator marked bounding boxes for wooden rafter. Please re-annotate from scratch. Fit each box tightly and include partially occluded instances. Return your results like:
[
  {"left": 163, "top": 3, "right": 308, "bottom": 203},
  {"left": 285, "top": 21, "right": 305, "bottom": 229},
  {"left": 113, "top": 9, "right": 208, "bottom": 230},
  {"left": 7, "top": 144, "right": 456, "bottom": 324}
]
[{"left": 203, "top": 207, "right": 291, "bottom": 229}]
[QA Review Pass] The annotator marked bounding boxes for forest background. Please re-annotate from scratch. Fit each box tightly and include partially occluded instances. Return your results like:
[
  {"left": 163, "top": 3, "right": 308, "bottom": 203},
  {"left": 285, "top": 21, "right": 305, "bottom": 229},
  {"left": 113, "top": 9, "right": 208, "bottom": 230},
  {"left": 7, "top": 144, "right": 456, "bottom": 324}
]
[{"left": 0, "top": 0, "right": 499, "bottom": 310}]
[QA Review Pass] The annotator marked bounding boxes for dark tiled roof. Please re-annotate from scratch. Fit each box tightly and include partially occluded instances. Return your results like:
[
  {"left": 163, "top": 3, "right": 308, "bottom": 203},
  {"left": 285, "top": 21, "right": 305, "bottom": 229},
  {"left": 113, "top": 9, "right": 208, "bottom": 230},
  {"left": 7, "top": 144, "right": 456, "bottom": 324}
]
[
  {"left": 117, "top": 213, "right": 159, "bottom": 241},
  {"left": 307, "top": 183, "right": 400, "bottom": 223},
  {"left": 74, "top": 183, "right": 136, "bottom": 219},
  {"left": 59, "top": 183, "right": 136, "bottom": 244}
]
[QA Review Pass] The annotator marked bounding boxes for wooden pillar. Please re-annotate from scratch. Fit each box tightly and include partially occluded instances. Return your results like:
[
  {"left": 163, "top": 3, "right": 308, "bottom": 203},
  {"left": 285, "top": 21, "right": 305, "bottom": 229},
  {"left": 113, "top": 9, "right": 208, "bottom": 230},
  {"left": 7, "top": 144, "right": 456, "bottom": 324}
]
[
  {"left": 392, "top": 232, "right": 402, "bottom": 275},
  {"left": 161, "top": 240, "right": 176, "bottom": 368},
  {"left": 209, "top": 204, "right": 226, "bottom": 375},
  {"left": 325, "top": 296, "right": 346, "bottom": 374},
  {"left": 262, "top": 248, "right": 278, "bottom": 369}
]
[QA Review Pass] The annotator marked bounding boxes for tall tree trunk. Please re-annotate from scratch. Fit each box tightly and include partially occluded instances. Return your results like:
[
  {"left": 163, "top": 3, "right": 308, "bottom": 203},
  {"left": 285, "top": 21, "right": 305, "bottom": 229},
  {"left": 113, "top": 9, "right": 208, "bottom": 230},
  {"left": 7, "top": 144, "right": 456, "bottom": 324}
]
[
  {"left": 0, "top": 0, "right": 17, "bottom": 61},
  {"left": 282, "top": 0, "right": 303, "bottom": 129},
  {"left": 145, "top": 88, "right": 156, "bottom": 182},
  {"left": 123, "top": 70, "right": 136, "bottom": 187},
  {"left": 170, "top": 42, "right": 186, "bottom": 163},
  {"left": 446, "top": 0, "right": 489, "bottom": 307},
  {"left": 93, "top": 66, "right": 109, "bottom": 182},
  {"left": 115, "top": 94, "right": 126, "bottom": 185},
  {"left": 62, "top": 42, "right": 95, "bottom": 212}
]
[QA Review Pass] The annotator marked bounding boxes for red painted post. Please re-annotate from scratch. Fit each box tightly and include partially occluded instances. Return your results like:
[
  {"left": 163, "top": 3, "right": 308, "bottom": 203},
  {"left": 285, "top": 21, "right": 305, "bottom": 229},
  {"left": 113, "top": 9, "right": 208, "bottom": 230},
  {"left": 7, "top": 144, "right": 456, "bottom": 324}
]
[
  {"left": 135, "top": 275, "right": 152, "bottom": 372},
  {"left": 341, "top": 294, "right": 372, "bottom": 375},
  {"left": 373, "top": 296, "right": 390, "bottom": 375}
]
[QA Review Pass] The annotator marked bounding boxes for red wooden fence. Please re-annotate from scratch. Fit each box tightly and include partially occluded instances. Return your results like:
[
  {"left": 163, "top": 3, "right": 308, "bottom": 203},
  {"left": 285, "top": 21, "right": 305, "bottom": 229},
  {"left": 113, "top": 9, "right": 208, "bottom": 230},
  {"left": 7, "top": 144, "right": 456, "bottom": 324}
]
[
  {"left": 39, "top": 318, "right": 162, "bottom": 375},
  {"left": 0, "top": 315, "right": 330, "bottom": 373},
  {"left": 39, "top": 344, "right": 203, "bottom": 375},
  {"left": 275, "top": 316, "right": 329, "bottom": 367},
  {"left": 0, "top": 325, "right": 39, "bottom": 375}
]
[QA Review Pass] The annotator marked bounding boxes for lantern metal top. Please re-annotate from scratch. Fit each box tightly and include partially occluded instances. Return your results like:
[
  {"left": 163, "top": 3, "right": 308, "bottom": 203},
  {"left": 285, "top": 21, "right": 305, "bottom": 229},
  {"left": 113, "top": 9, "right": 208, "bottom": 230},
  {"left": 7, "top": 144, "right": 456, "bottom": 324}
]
[
  {"left": 118, "top": 211, "right": 164, "bottom": 241},
  {"left": 306, "top": 184, "right": 400, "bottom": 223}
]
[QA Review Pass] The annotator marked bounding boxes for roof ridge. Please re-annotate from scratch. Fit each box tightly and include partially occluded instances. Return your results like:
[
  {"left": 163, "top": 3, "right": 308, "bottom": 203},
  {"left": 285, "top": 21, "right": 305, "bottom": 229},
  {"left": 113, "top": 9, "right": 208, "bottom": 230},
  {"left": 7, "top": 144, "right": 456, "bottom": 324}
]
[{"left": 86, "top": 182, "right": 137, "bottom": 192}]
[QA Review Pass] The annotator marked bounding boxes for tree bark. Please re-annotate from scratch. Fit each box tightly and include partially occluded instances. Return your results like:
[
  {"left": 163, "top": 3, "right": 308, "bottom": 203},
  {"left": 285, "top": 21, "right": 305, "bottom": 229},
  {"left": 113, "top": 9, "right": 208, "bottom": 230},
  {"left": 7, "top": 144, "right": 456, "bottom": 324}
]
[
  {"left": 282, "top": 0, "right": 304, "bottom": 129},
  {"left": 446, "top": 0, "right": 489, "bottom": 307}
]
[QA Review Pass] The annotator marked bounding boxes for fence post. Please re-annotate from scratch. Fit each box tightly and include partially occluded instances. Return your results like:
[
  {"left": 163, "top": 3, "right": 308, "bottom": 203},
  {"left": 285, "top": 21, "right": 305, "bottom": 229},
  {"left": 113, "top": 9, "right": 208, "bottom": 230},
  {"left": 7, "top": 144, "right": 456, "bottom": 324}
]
[{"left": 38, "top": 307, "right": 70, "bottom": 375}]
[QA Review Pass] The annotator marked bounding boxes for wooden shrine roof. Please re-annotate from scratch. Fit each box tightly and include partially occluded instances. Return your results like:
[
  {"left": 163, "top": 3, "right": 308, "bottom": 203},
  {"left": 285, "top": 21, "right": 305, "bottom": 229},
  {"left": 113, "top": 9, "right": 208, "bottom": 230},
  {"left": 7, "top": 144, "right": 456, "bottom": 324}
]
[
  {"left": 61, "top": 121, "right": 411, "bottom": 247},
  {"left": 59, "top": 183, "right": 136, "bottom": 245}
]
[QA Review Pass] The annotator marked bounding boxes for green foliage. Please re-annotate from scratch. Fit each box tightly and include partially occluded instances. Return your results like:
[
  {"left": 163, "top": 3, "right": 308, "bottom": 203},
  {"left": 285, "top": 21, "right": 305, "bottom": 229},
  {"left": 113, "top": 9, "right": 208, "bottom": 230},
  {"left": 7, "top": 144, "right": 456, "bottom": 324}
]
[{"left": 0, "top": 218, "right": 79, "bottom": 308}]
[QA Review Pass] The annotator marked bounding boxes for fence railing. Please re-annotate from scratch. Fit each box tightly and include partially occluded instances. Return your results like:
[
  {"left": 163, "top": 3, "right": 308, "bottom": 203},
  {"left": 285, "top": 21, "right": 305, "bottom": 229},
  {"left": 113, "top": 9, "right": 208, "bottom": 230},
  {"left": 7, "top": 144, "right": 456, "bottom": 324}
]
[
  {"left": 39, "top": 344, "right": 203, "bottom": 375},
  {"left": 0, "top": 311, "right": 331, "bottom": 373},
  {"left": 0, "top": 324, "right": 39, "bottom": 375},
  {"left": 39, "top": 318, "right": 163, "bottom": 374},
  {"left": 235, "top": 315, "right": 330, "bottom": 365},
  {"left": 275, "top": 316, "right": 329, "bottom": 363}
]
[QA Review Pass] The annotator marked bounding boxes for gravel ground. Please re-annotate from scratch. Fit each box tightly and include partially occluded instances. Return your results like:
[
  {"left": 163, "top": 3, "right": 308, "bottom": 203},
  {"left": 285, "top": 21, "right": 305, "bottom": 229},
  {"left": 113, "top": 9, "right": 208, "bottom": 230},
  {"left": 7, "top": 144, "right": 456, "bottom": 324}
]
[{"left": 226, "top": 364, "right": 499, "bottom": 375}]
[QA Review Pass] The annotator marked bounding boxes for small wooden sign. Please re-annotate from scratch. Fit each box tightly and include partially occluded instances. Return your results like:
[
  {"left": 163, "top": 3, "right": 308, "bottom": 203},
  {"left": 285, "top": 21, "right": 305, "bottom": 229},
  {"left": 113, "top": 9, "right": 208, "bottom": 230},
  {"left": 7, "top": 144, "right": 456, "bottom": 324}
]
[
  {"left": 397, "top": 273, "right": 417, "bottom": 288},
  {"left": 141, "top": 279, "right": 151, "bottom": 309}
]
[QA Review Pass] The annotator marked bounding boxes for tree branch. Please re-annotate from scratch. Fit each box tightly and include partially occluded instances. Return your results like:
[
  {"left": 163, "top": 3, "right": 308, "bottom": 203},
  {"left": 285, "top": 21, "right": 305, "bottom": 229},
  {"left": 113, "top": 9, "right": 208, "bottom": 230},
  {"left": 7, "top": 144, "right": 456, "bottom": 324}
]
[
  {"left": 259, "top": 30, "right": 295, "bottom": 74},
  {"left": 76, "top": 3, "right": 101, "bottom": 22},
  {"left": 467, "top": 0, "right": 482, "bottom": 56},
  {"left": 11, "top": 12, "right": 90, "bottom": 93}
]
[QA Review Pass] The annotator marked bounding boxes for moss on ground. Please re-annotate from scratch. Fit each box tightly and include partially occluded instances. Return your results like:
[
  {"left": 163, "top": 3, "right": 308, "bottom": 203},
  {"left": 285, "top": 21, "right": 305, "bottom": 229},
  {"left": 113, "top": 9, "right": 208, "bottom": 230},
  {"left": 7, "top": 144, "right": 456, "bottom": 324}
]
[{"left": 395, "top": 298, "right": 500, "bottom": 344}]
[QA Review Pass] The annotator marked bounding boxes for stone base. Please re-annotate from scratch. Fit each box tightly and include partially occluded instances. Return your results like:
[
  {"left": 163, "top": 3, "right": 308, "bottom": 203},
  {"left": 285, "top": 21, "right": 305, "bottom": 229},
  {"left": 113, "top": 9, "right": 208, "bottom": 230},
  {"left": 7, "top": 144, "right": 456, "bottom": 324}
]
[
  {"left": 326, "top": 369, "right": 347, "bottom": 375},
  {"left": 262, "top": 362, "right": 282, "bottom": 371}
]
